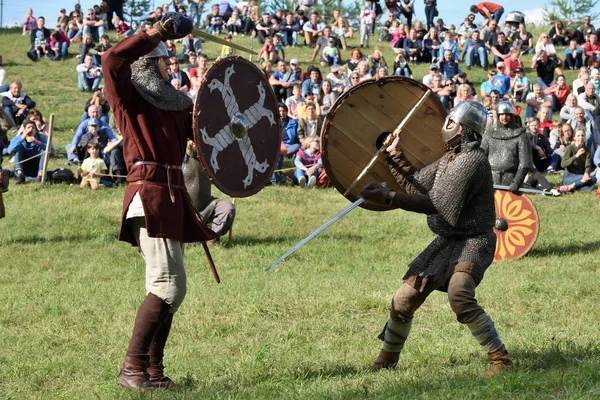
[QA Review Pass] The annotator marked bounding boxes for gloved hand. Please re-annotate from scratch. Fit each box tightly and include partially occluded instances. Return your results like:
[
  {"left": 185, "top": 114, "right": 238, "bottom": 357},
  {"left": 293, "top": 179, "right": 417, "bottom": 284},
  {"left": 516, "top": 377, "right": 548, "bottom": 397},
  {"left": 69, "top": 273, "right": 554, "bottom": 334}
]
[
  {"left": 508, "top": 181, "right": 521, "bottom": 194},
  {"left": 360, "top": 182, "right": 393, "bottom": 205},
  {"left": 154, "top": 12, "right": 194, "bottom": 40}
]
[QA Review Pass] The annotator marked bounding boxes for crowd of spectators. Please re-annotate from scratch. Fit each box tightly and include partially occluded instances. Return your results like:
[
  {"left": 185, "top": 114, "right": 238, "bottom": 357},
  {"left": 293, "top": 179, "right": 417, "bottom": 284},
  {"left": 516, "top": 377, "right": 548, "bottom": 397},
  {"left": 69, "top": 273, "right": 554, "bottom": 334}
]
[{"left": 1, "top": 1, "right": 600, "bottom": 193}]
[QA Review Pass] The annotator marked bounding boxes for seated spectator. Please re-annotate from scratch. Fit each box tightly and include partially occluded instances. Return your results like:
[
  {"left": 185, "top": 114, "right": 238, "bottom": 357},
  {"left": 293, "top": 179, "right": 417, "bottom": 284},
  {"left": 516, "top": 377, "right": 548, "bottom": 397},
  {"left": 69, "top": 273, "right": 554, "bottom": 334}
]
[
  {"left": 7, "top": 119, "right": 47, "bottom": 184},
  {"left": 423, "top": 27, "right": 441, "bottom": 63},
  {"left": 535, "top": 33, "right": 557, "bottom": 60},
  {"left": 318, "top": 79, "right": 338, "bottom": 115},
  {"left": 23, "top": 8, "right": 36, "bottom": 36},
  {"left": 285, "top": 83, "right": 306, "bottom": 118},
  {"left": 564, "top": 40, "right": 584, "bottom": 70},
  {"left": 560, "top": 93, "right": 579, "bottom": 122},
  {"left": 527, "top": 116, "right": 561, "bottom": 174},
  {"left": 435, "top": 18, "right": 448, "bottom": 35},
  {"left": 525, "top": 83, "right": 552, "bottom": 121},
  {"left": 270, "top": 60, "right": 297, "bottom": 102},
  {"left": 79, "top": 141, "right": 108, "bottom": 190},
  {"left": 550, "top": 122, "right": 574, "bottom": 166},
  {"left": 27, "top": 17, "right": 51, "bottom": 61},
  {"left": 280, "top": 13, "right": 301, "bottom": 47},
  {"left": 326, "top": 64, "right": 349, "bottom": 94},
  {"left": 293, "top": 136, "right": 322, "bottom": 188},
  {"left": 537, "top": 106, "right": 555, "bottom": 135},
  {"left": 390, "top": 21, "right": 407, "bottom": 51},
  {"left": 559, "top": 127, "right": 598, "bottom": 192},
  {"left": 56, "top": 8, "right": 69, "bottom": 31},
  {"left": 479, "top": 69, "right": 496, "bottom": 97},
  {"left": 346, "top": 48, "right": 365, "bottom": 74},
  {"left": 481, "top": 19, "right": 498, "bottom": 47},
  {"left": 258, "top": 35, "right": 277, "bottom": 62},
  {"left": 430, "top": 74, "right": 451, "bottom": 109},
  {"left": 183, "top": 52, "right": 198, "bottom": 73},
  {"left": 82, "top": 9, "right": 105, "bottom": 42},
  {"left": 591, "top": 69, "right": 600, "bottom": 95},
  {"left": 272, "top": 103, "right": 300, "bottom": 184},
  {"left": 112, "top": 16, "right": 133, "bottom": 38},
  {"left": 379, "top": 12, "right": 397, "bottom": 42},
  {"left": 505, "top": 48, "right": 524, "bottom": 74},
  {"left": 81, "top": 89, "right": 110, "bottom": 124},
  {"left": 578, "top": 16, "right": 596, "bottom": 43},
  {"left": 260, "top": 61, "right": 273, "bottom": 78},
  {"left": 583, "top": 33, "right": 600, "bottom": 66},
  {"left": 205, "top": 4, "right": 223, "bottom": 35},
  {"left": 77, "top": 33, "right": 96, "bottom": 64},
  {"left": 297, "top": 102, "right": 319, "bottom": 140},
  {"left": 511, "top": 68, "right": 530, "bottom": 102},
  {"left": 49, "top": 30, "right": 70, "bottom": 60},
  {"left": 67, "top": 105, "right": 124, "bottom": 175},
  {"left": 545, "top": 74, "right": 571, "bottom": 113},
  {"left": 89, "top": 34, "right": 111, "bottom": 65},
  {"left": 413, "top": 20, "right": 428, "bottom": 39},
  {"left": 356, "top": 60, "right": 372, "bottom": 82},
  {"left": 302, "top": 68, "right": 323, "bottom": 97},
  {"left": 168, "top": 58, "right": 190, "bottom": 92},
  {"left": 569, "top": 106, "right": 600, "bottom": 155},
  {"left": 577, "top": 83, "right": 600, "bottom": 123},
  {"left": 404, "top": 28, "right": 423, "bottom": 64},
  {"left": 531, "top": 50, "right": 563, "bottom": 90},
  {"left": 491, "top": 32, "right": 511, "bottom": 65},
  {"left": 220, "top": 33, "right": 239, "bottom": 58},
  {"left": 227, "top": 10, "right": 243, "bottom": 35},
  {"left": 177, "top": 34, "right": 203, "bottom": 62},
  {"left": 394, "top": 52, "right": 413, "bottom": 77},
  {"left": 517, "top": 23, "right": 534, "bottom": 54},
  {"left": 1, "top": 80, "right": 36, "bottom": 130},
  {"left": 438, "top": 49, "right": 462, "bottom": 81},
  {"left": 464, "top": 30, "right": 487, "bottom": 69},
  {"left": 573, "top": 70, "right": 590, "bottom": 95},
  {"left": 368, "top": 47, "right": 387, "bottom": 75},
  {"left": 310, "top": 26, "right": 339, "bottom": 66},
  {"left": 76, "top": 54, "right": 103, "bottom": 92},
  {"left": 457, "top": 16, "right": 477, "bottom": 50},
  {"left": 303, "top": 12, "right": 325, "bottom": 47},
  {"left": 33, "top": 31, "right": 52, "bottom": 59},
  {"left": 67, "top": 11, "right": 83, "bottom": 42},
  {"left": 332, "top": 17, "right": 353, "bottom": 51},
  {"left": 438, "top": 31, "right": 458, "bottom": 61},
  {"left": 454, "top": 83, "right": 477, "bottom": 108},
  {"left": 348, "top": 71, "right": 361, "bottom": 88},
  {"left": 549, "top": 20, "right": 567, "bottom": 47}
]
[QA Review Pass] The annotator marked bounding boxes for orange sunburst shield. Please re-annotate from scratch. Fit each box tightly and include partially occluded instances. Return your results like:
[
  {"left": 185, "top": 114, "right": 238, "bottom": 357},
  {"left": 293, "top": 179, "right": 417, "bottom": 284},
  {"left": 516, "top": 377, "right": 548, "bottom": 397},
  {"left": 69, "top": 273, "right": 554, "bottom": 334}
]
[{"left": 493, "top": 190, "right": 539, "bottom": 261}]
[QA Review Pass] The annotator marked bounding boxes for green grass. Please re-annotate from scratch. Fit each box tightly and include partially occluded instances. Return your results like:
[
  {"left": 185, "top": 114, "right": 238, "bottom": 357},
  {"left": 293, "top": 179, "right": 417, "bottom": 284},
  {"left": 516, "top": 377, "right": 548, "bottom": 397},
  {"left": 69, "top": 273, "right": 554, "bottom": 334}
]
[{"left": 1, "top": 28, "right": 600, "bottom": 399}]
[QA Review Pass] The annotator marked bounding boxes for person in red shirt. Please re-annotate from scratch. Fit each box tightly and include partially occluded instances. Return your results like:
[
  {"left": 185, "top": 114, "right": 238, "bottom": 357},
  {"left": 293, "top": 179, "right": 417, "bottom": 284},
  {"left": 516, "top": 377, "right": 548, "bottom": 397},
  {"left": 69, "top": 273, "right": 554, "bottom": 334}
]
[
  {"left": 544, "top": 74, "right": 571, "bottom": 113},
  {"left": 583, "top": 33, "right": 600, "bottom": 66},
  {"left": 103, "top": 12, "right": 217, "bottom": 391},
  {"left": 470, "top": 2, "right": 504, "bottom": 23},
  {"left": 504, "top": 48, "right": 524, "bottom": 75}
]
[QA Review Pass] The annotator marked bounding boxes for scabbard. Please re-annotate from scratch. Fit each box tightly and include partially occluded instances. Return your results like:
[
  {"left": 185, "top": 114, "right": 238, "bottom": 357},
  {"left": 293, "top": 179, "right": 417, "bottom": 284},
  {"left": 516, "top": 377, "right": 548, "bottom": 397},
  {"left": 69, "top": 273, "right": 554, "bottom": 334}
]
[{"left": 201, "top": 241, "right": 220, "bottom": 283}]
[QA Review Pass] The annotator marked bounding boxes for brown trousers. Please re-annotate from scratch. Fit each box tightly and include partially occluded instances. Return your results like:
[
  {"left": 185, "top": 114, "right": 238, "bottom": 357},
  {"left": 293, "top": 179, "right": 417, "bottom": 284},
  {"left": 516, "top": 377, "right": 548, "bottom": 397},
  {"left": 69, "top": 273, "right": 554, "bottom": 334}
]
[{"left": 391, "top": 262, "right": 485, "bottom": 325}]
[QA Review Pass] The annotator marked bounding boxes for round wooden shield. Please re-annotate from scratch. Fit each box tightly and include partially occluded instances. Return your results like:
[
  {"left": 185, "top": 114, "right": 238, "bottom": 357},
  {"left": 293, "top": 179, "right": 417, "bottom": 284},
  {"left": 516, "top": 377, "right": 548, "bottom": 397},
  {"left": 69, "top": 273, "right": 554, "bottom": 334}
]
[
  {"left": 193, "top": 56, "right": 281, "bottom": 198},
  {"left": 493, "top": 190, "right": 540, "bottom": 261},
  {"left": 321, "top": 77, "right": 447, "bottom": 211}
]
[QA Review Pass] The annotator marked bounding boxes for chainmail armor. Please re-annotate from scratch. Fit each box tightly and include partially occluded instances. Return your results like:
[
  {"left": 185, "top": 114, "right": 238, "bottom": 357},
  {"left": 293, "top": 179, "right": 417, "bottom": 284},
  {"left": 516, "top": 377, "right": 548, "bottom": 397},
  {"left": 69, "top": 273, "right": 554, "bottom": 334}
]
[
  {"left": 131, "top": 58, "right": 193, "bottom": 111},
  {"left": 480, "top": 121, "right": 532, "bottom": 185}
]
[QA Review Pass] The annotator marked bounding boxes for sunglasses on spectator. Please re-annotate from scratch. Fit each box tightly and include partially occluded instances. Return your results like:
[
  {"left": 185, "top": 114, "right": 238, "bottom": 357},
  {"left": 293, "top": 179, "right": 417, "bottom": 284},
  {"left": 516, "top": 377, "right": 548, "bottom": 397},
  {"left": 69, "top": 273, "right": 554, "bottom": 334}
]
[
  {"left": 445, "top": 83, "right": 453, "bottom": 86},
  {"left": 351, "top": 76, "right": 360, "bottom": 79}
]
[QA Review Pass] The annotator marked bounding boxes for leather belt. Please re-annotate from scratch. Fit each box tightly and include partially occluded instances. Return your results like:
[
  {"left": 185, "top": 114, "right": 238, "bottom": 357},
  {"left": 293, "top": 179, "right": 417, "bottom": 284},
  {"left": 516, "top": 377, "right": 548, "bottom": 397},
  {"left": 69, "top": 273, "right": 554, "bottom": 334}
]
[{"left": 131, "top": 161, "right": 183, "bottom": 203}]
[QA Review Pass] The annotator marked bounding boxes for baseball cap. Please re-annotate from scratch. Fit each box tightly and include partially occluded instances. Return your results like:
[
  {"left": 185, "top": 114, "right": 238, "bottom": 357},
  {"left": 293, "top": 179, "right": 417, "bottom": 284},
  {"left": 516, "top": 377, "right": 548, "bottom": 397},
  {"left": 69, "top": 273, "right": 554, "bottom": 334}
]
[
  {"left": 290, "top": 58, "right": 299, "bottom": 65},
  {"left": 87, "top": 118, "right": 99, "bottom": 126},
  {"left": 430, "top": 64, "right": 439, "bottom": 70}
]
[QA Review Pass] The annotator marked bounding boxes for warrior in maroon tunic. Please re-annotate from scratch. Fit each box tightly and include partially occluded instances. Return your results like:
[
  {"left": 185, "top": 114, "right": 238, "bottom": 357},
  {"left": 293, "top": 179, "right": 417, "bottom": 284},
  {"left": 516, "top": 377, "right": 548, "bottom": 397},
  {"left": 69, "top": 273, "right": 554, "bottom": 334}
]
[{"left": 103, "top": 12, "right": 216, "bottom": 391}]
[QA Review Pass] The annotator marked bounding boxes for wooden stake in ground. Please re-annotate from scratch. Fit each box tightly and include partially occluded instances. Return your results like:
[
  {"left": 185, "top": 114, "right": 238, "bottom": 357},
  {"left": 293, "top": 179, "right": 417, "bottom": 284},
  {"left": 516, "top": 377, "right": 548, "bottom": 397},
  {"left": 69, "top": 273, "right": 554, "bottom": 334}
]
[
  {"left": 40, "top": 114, "right": 55, "bottom": 184},
  {"left": 227, "top": 198, "right": 236, "bottom": 247}
]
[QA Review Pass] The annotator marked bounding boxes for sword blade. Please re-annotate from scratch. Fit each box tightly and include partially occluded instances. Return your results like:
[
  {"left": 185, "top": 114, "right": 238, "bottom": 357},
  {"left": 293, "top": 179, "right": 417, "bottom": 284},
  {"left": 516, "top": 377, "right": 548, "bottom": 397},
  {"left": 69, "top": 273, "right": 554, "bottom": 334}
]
[
  {"left": 192, "top": 28, "right": 258, "bottom": 55},
  {"left": 265, "top": 198, "right": 366, "bottom": 271},
  {"left": 493, "top": 185, "right": 545, "bottom": 195}
]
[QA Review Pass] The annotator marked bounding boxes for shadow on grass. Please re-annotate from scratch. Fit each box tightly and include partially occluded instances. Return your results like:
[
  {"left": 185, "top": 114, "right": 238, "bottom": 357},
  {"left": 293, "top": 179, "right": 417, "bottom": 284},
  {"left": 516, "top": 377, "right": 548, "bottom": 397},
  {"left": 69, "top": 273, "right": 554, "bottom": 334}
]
[
  {"left": 528, "top": 240, "right": 600, "bottom": 257},
  {"left": 4, "top": 233, "right": 97, "bottom": 245}
]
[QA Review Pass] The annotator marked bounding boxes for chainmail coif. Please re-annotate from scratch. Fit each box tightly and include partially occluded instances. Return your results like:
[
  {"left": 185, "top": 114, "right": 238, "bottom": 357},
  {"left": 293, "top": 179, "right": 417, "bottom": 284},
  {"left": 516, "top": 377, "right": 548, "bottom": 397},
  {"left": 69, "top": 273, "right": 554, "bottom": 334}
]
[{"left": 131, "top": 58, "right": 193, "bottom": 111}]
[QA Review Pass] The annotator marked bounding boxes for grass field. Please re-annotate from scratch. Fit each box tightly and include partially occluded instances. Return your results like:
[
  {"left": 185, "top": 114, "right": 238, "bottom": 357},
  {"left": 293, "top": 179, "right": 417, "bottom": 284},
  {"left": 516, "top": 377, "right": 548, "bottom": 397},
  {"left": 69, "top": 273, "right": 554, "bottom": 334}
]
[{"left": 1, "top": 28, "right": 600, "bottom": 399}]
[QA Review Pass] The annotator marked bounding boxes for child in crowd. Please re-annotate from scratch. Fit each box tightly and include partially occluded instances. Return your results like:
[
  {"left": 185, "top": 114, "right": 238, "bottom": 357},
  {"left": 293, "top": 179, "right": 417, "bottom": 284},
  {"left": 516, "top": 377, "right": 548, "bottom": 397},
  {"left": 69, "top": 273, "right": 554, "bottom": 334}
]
[
  {"left": 285, "top": 84, "right": 306, "bottom": 119},
  {"left": 22, "top": 8, "right": 36, "bottom": 36},
  {"left": 564, "top": 40, "right": 584, "bottom": 70},
  {"left": 227, "top": 10, "right": 242, "bottom": 35},
  {"left": 112, "top": 16, "right": 133, "bottom": 38},
  {"left": 273, "top": 34, "right": 285, "bottom": 62},
  {"left": 220, "top": 33, "right": 238, "bottom": 57},
  {"left": 322, "top": 37, "right": 341, "bottom": 65},
  {"left": 360, "top": 1, "right": 376, "bottom": 48},
  {"left": 390, "top": 21, "right": 406, "bottom": 51},
  {"left": 511, "top": 68, "right": 530, "bottom": 102},
  {"left": 439, "top": 31, "right": 458, "bottom": 61},
  {"left": 258, "top": 36, "right": 277, "bottom": 62},
  {"left": 294, "top": 136, "right": 323, "bottom": 188},
  {"left": 35, "top": 31, "right": 51, "bottom": 59},
  {"left": 80, "top": 141, "right": 108, "bottom": 190}
]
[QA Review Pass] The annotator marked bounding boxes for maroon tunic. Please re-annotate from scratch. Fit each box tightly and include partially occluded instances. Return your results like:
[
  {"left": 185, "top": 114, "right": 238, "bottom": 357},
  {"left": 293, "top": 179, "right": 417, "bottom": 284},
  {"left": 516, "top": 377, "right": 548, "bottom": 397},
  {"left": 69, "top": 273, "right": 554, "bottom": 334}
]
[{"left": 103, "top": 32, "right": 217, "bottom": 245}]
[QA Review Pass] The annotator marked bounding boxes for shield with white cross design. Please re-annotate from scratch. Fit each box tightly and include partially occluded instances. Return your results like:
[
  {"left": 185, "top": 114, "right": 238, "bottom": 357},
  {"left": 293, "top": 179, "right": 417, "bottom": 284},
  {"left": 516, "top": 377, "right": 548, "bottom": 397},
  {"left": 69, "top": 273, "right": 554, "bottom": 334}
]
[{"left": 193, "top": 56, "right": 281, "bottom": 197}]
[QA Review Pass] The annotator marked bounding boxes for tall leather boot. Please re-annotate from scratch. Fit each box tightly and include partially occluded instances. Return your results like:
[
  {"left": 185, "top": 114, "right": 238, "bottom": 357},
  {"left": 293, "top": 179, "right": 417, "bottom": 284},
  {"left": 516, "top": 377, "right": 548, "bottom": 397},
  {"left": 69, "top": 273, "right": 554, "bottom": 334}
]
[
  {"left": 117, "top": 293, "right": 171, "bottom": 391},
  {"left": 483, "top": 345, "right": 514, "bottom": 377},
  {"left": 147, "top": 313, "right": 179, "bottom": 390},
  {"left": 370, "top": 350, "right": 400, "bottom": 371}
]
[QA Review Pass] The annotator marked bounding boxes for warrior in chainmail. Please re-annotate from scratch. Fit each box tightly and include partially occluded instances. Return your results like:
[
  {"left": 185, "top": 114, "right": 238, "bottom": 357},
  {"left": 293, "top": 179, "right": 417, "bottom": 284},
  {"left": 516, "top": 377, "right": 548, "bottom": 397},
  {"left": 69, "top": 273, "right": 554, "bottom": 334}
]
[
  {"left": 481, "top": 101, "right": 532, "bottom": 193},
  {"left": 361, "top": 101, "right": 514, "bottom": 376}
]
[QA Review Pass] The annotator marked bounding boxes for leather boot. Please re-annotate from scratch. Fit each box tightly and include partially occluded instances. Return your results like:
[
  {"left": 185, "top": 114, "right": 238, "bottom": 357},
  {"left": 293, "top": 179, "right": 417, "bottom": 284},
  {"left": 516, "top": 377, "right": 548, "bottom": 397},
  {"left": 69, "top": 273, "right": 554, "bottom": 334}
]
[
  {"left": 148, "top": 313, "right": 179, "bottom": 390},
  {"left": 117, "top": 293, "right": 171, "bottom": 391},
  {"left": 370, "top": 350, "right": 400, "bottom": 371},
  {"left": 483, "top": 345, "right": 514, "bottom": 377}
]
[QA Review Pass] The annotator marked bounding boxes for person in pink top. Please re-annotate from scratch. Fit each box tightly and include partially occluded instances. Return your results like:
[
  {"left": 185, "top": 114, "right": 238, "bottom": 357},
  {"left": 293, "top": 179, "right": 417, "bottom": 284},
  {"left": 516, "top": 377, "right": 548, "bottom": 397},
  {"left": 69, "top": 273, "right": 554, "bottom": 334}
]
[
  {"left": 50, "top": 30, "right": 71, "bottom": 60},
  {"left": 583, "top": 33, "right": 600, "bottom": 66}
]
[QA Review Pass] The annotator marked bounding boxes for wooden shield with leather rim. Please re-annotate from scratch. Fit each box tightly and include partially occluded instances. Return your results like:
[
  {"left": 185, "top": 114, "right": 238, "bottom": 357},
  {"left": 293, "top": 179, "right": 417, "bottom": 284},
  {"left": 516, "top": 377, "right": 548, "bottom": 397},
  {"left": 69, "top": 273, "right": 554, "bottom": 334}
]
[
  {"left": 193, "top": 56, "right": 281, "bottom": 198},
  {"left": 321, "top": 76, "right": 447, "bottom": 211},
  {"left": 493, "top": 190, "right": 539, "bottom": 260}
]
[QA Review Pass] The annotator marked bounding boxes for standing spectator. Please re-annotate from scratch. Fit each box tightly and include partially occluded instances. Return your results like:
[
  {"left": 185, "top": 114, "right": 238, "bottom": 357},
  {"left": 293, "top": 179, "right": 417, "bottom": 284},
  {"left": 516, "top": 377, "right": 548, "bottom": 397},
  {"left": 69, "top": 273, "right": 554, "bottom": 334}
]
[
  {"left": 113, "top": 16, "right": 134, "bottom": 38},
  {"left": 82, "top": 9, "right": 105, "bottom": 42},
  {"left": 464, "top": 30, "right": 487, "bottom": 69},
  {"left": 188, "top": 0, "right": 205, "bottom": 28},
  {"left": 360, "top": 2, "right": 376, "bottom": 49},
  {"left": 7, "top": 119, "right": 47, "bottom": 184},
  {"left": 50, "top": 30, "right": 70, "bottom": 60},
  {"left": 23, "top": 8, "right": 36, "bottom": 36},
  {"left": 535, "top": 33, "right": 557, "bottom": 60},
  {"left": 559, "top": 127, "right": 598, "bottom": 192},
  {"left": 1, "top": 81, "right": 36, "bottom": 130},
  {"left": 545, "top": 75, "right": 571, "bottom": 113},
  {"left": 27, "top": 17, "right": 51, "bottom": 61},
  {"left": 470, "top": 2, "right": 504, "bottom": 22},
  {"left": 107, "top": 0, "right": 126, "bottom": 30},
  {"left": 517, "top": 23, "right": 534, "bottom": 54},
  {"left": 424, "top": 0, "right": 438, "bottom": 30},
  {"left": 565, "top": 40, "right": 584, "bottom": 70},
  {"left": 76, "top": 54, "right": 103, "bottom": 92},
  {"left": 525, "top": 83, "right": 552, "bottom": 122},
  {"left": 398, "top": 0, "right": 414, "bottom": 29},
  {"left": 205, "top": 4, "right": 223, "bottom": 35},
  {"left": 303, "top": 12, "right": 325, "bottom": 47},
  {"left": 532, "top": 50, "right": 564, "bottom": 90},
  {"left": 583, "top": 34, "right": 600, "bottom": 66},
  {"left": 56, "top": 9, "right": 69, "bottom": 31}
]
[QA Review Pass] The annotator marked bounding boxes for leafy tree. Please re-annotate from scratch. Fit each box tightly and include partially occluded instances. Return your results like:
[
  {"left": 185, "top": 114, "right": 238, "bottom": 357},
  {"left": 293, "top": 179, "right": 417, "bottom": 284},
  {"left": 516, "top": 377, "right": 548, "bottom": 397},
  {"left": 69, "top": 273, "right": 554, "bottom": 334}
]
[
  {"left": 124, "top": 0, "right": 153, "bottom": 28},
  {"left": 543, "top": 0, "right": 599, "bottom": 25}
]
